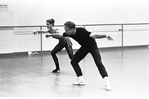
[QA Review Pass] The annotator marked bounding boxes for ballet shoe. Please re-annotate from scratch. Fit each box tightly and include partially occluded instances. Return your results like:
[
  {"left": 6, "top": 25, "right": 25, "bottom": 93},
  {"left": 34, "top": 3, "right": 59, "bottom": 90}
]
[
  {"left": 104, "top": 77, "right": 111, "bottom": 91},
  {"left": 73, "top": 76, "right": 85, "bottom": 86},
  {"left": 73, "top": 80, "right": 86, "bottom": 86},
  {"left": 105, "top": 84, "right": 111, "bottom": 91},
  {"left": 52, "top": 69, "right": 60, "bottom": 73}
]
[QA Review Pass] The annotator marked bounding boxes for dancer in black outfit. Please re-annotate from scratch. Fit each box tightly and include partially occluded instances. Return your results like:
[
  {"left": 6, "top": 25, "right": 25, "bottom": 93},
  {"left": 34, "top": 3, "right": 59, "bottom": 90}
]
[
  {"left": 49, "top": 21, "right": 113, "bottom": 91},
  {"left": 34, "top": 19, "right": 73, "bottom": 73}
]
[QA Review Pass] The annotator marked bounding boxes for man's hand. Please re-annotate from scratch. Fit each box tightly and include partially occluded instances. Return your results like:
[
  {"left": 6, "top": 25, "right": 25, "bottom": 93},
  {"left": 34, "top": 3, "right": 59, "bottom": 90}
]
[
  {"left": 65, "top": 37, "right": 72, "bottom": 47},
  {"left": 106, "top": 36, "right": 113, "bottom": 41}
]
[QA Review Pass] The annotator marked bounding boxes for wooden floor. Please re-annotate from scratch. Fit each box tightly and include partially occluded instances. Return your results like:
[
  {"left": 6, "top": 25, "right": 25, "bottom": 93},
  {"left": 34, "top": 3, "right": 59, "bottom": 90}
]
[{"left": 0, "top": 47, "right": 149, "bottom": 98}]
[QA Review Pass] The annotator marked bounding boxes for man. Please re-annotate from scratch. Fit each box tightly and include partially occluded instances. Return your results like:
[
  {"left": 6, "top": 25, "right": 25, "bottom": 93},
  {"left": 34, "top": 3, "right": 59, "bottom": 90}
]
[{"left": 49, "top": 21, "right": 113, "bottom": 91}]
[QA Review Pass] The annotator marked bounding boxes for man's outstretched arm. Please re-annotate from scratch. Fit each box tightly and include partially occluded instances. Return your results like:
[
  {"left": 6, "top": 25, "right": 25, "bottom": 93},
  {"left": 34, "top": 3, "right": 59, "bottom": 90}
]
[{"left": 90, "top": 34, "right": 113, "bottom": 41}]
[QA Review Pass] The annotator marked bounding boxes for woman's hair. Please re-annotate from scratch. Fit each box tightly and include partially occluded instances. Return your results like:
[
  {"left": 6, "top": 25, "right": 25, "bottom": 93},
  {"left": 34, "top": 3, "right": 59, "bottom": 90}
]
[
  {"left": 46, "top": 18, "right": 55, "bottom": 26},
  {"left": 64, "top": 21, "right": 76, "bottom": 29}
]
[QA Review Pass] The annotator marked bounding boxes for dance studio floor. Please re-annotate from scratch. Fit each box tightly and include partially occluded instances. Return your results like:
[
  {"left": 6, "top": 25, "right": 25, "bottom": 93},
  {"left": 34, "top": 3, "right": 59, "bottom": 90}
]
[{"left": 0, "top": 46, "right": 149, "bottom": 98}]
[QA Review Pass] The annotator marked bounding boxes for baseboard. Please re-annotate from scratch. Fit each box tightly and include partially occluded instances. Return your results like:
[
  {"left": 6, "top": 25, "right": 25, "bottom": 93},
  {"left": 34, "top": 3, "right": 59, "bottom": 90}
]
[{"left": 0, "top": 45, "right": 149, "bottom": 58}]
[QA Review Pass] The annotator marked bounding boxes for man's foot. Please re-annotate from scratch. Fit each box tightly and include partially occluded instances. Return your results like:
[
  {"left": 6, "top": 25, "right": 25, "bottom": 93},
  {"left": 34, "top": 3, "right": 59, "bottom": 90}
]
[
  {"left": 105, "top": 84, "right": 111, "bottom": 91},
  {"left": 73, "top": 80, "right": 86, "bottom": 86},
  {"left": 72, "top": 76, "right": 85, "bottom": 86},
  {"left": 52, "top": 69, "right": 60, "bottom": 73},
  {"left": 104, "top": 77, "right": 111, "bottom": 91}
]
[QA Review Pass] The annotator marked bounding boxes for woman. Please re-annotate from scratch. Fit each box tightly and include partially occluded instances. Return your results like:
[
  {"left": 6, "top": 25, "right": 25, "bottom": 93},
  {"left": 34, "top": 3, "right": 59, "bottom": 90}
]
[{"left": 34, "top": 19, "right": 73, "bottom": 73}]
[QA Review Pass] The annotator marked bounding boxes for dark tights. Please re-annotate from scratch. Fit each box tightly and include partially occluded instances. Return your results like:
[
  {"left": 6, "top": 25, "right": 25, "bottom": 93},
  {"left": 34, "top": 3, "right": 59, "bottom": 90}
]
[
  {"left": 71, "top": 47, "right": 108, "bottom": 78},
  {"left": 51, "top": 42, "right": 73, "bottom": 70}
]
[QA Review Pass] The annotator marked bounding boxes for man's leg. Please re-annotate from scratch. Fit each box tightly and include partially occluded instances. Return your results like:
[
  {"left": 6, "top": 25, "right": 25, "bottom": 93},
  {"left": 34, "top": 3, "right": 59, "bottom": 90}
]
[
  {"left": 90, "top": 48, "right": 111, "bottom": 91},
  {"left": 71, "top": 47, "right": 88, "bottom": 85},
  {"left": 90, "top": 48, "right": 108, "bottom": 78}
]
